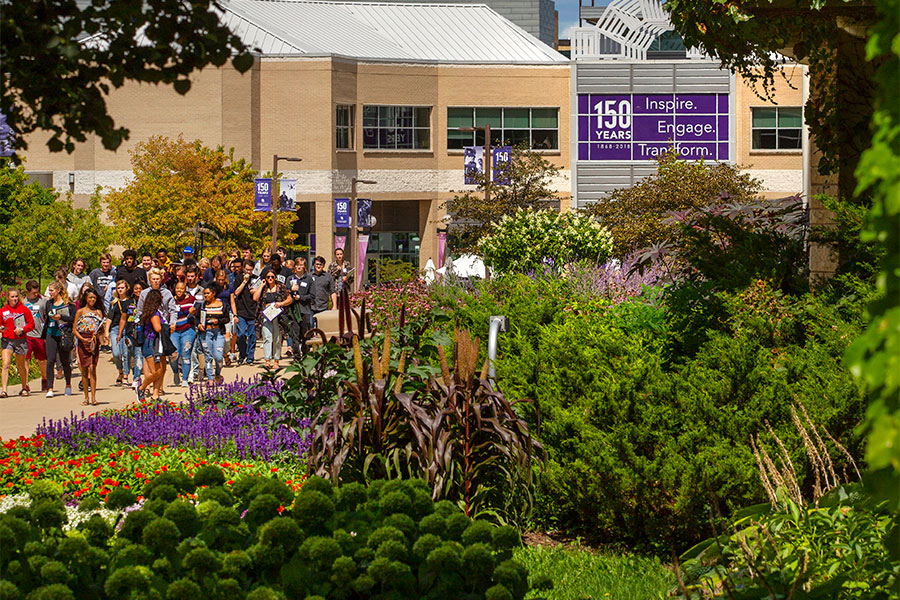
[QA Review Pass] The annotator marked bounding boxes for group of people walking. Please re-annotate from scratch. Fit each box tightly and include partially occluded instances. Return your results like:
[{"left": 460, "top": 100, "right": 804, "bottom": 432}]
[{"left": 0, "top": 245, "right": 353, "bottom": 403}]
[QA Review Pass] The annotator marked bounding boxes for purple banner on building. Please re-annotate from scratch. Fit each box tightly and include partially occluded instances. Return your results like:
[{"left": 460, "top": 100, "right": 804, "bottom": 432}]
[
  {"left": 577, "top": 93, "right": 730, "bottom": 162},
  {"left": 254, "top": 179, "right": 272, "bottom": 212}
]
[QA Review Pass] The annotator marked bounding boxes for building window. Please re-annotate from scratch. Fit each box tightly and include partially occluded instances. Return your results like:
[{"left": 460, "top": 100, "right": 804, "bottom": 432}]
[
  {"left": 336, "top": 105, "right": 354, "bottom": 150},
  {"left": 362, "top": 106, "right": 431, "bottom": 150},
  {"left": 447, "top": 107, "right": 559, "bottom": 150},
  {"left": 751, "top": 107, "right": 802, "bottom": 150}
]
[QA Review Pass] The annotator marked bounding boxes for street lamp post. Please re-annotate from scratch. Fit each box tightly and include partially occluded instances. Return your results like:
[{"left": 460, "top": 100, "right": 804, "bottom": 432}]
[
  {"left": 350, "top": 176, "right": 376, "bottom": 290},
  {"left": 272, "top": 154, "right": 303, "bottom": 253},
  {"left": 456, "top": 123, "right": 492, "bottom": 202}
]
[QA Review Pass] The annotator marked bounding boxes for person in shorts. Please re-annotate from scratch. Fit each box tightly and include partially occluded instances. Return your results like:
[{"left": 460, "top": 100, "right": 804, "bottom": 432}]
[
  {"left": 23, "top": 280, "right": 48, "bottom": 392},
  {"left": 1, "top": 288, "right": 35, "bottom": 397}
]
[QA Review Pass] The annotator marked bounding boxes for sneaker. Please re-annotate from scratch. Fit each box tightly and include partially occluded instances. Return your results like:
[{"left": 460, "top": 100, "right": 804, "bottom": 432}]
[
  {"left": 180, "top": 381, "right": 189, "bottom": 388},
  {"left": 46, "top": 390, "right": 54, "bottom": 398},
  {"left": 64, "top": 387, "right": 72, "bottom": 396},
  {"left": 78, "top": 381, "right": 83, "bottom": 391}
]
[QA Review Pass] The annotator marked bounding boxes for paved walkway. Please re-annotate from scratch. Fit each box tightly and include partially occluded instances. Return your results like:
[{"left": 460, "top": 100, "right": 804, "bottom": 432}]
[{"left": 0, "top": 348, "right": 269, "bottom": 440}]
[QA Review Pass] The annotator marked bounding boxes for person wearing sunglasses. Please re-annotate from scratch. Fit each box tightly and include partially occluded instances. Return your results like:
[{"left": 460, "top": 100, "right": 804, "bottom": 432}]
[{"left": 252, "top": 270, "right": 291, "bottom": 369}]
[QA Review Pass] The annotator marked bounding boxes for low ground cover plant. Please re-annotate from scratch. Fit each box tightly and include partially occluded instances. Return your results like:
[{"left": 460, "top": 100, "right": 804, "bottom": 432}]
[{"left": 1, "top": 471, "right": 537, "bottom": 600}]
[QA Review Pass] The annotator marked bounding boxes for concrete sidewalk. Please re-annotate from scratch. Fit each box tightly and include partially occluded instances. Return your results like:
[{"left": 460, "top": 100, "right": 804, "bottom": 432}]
[{"left": 0, "top": 349, "right": 265, "bottom": 440}]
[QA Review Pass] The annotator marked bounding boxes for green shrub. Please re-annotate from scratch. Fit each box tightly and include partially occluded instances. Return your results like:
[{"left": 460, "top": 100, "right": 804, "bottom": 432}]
[
  {"left": 494, "top": 286, "right": 866, "bottom": 550},
  {"left": 0, "top": 474, "right": 533, "bottom": 600}
]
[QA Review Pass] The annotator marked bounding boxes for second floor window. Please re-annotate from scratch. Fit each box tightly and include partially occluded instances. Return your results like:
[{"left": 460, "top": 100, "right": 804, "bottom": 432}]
[
  {"left": 362, "top": 106, "right": 431, "bottom": 150},
  {"left": 751, "top": 107, "right": 802, "bottom": 150},
  {"left": 447, "top": 107, "right": 559, "bottom": 150},
  {"left": 336, "top": 105, "right": 354, "bottom": 150}
]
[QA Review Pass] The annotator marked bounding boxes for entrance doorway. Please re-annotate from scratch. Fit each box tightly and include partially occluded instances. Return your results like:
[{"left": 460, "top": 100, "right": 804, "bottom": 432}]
[{"left": 360, "top": 200, "right": 421, "bottom": 287}]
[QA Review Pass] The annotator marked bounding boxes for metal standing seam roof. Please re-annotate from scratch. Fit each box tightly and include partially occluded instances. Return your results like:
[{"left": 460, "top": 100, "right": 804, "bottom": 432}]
[{"left": 221, "top": 0, "right": 568, "bottom": 63}]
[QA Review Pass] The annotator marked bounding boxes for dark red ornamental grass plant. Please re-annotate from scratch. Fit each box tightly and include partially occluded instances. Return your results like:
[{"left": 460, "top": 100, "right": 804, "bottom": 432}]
[{"left": 307, "top": 326, "right": 540, "bottom": 523}]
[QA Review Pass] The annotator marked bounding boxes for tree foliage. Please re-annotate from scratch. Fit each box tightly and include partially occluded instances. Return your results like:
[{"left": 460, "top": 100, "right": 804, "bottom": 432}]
[
  {"left": 0, "top": 159, "right": 61, "bottom": 282},
  {"left": 105, "top": 135, "right": 293, "bottom": 253},
  {"left": 664, "top": 1, "right": 878, "bottom": 197},
  {"left": 0, "top": 0, "right": 255, "bottom": 155},
  {"left": 442, "top": 145, "right": 562, "bottom": 252},
  {"left": 846, "top": 0, "right": 900, "bottom": 513},
  {"left": 582, "top": 152, "right": 763, "bottom": 257},
  {"left": 1, "top": 193, "right": 115, "bottom": 282}
]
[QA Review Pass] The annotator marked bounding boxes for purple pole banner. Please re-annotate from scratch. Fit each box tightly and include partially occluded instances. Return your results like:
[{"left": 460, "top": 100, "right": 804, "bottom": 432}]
[
  {"left": 357, "top": 199, "right": 372, "bottom": 228},
  {"left": 438, "top": 232, "right": 447, "bottom": 269},
  {"left": 0, "top": 113, "right": 14, "bottom": 158},
  {"left": 334, "top": 235, "right": 346, "bottom": 251},
  {"left": 254, "top": 178, "right": 272, "bottom": 212},
  {"left": 464, "top": 146, "right": 484, "bottom": 184},
  {"left": 334, "top": 198, "right": 350, "bottom": 228},
  {"left": 357, "top": 234, "right": 369, "bottom": 292},
  {"left": 577, "top": 93, "right": 730, "bottom": 162},
  {"left": 492, "top": 146, "right": 512, "bottom": 185}
]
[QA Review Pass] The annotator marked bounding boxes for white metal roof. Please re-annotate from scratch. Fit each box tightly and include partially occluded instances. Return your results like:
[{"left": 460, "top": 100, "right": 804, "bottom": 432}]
[{"left": 221, "top": 0, "right": 568, "bottom": 63}]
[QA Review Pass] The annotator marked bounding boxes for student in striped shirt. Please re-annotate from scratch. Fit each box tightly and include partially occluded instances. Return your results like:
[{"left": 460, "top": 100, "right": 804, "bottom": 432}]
[{"left": 170, "top": 281, "right": 199, "bottom": 388}]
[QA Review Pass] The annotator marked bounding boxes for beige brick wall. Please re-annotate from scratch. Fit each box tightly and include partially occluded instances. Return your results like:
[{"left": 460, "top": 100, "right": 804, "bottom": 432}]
[
  {"left": 735, "top": 66, "right": 804, "bottom": 197},
  {"left": 18, "top": 57, "right": 570, "bottom": 268}
]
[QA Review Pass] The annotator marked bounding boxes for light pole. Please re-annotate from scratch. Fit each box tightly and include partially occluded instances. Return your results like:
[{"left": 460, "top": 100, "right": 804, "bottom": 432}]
[
  {"left": 456, "top": 124, "right": 492, "bottom": 202},
  {"left": 272, "top": 154, "right": 302, "bottom": 253},
  {"left": 350, "top": 176, "right": 376, "bottom": 290}
]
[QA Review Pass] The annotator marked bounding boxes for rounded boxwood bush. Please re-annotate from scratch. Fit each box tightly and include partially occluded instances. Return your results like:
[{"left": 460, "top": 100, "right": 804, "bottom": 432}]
[{"left": 3, "top": 473, "right": 532, "bottom": 600}]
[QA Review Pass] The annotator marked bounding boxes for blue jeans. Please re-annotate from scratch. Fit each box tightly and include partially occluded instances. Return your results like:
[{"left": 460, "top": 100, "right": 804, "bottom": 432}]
[
  {"left": 171, "top": 328, "right": 196, "bottom": 384},
  {"left": 202, "top": 329, "right": 226, "bottom": 379},
  {"left": 110, "top": 326, "right": 132, "bottom": 376},
  {"left": 132, "top": 339, "right": 143, "bottom": 381},
  {"left": 235, "top": 316, "right": 256, "bottom": 363}
]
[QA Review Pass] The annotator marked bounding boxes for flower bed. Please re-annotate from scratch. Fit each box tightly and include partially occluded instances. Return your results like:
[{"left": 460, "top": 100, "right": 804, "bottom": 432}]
[
  {"left": 0, "top": 435, "right": 307, "bottom": 500},
  {"left": 35, "top": 399, "right": 310, "bottom": 460},
  {"left": 1, "top": 392, "right": 312, "bottom": 502}
]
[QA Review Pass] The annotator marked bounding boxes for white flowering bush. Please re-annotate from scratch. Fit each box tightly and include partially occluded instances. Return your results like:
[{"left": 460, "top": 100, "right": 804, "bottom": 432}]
[{"left": 478, "top": 208, "right": 613, "bottom": 274}]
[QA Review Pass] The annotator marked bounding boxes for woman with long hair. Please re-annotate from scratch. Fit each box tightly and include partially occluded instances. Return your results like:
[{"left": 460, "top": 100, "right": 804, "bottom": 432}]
[
  {"left": 252, "top": 269, "right": 292, "bottom": 369},
  {"left": 138, "top": 289, "right": 174, "bottom": 400},
  {"left": 42, "top": 281, "right": 75, "bottom": 397},
  {"left": 74, "top": 288, "right": 105, "bottom": 406},
  {"left": 105, "top": 278, "right": 133, "bottom": 387},
  {"left": 1, "top": 288, "right": 35, "bottom": 397},
  {"left": 129, "top": 280, "right": 145, "bottom": 388},
  {"left": 214, "top": 268, "right": 237, "bottom": 366},
  {"left": 198, "top": 282, "right": 231, "bottom": 383}
]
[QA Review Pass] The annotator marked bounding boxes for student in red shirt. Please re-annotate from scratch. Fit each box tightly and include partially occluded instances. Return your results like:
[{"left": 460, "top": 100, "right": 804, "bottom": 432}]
[{"left": 1, "top": 288, "right": 36, "bottom": 397}]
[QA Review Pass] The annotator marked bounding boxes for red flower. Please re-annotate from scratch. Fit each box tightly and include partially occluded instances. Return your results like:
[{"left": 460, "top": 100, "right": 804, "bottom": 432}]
[
  {"left": 151, "top": 452, "right": 160, "bottom": 457},
  {"left": 24, "top": 479, "right": 33, "bottom": 484},
  {"left": 93, "top": 468, "right": 102, "bottom": 477},
  {"left": 270, "top": 468, "right": 278, "bottom": 473}
]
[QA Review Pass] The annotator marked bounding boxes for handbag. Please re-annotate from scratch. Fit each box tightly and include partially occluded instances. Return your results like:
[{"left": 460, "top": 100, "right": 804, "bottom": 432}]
[
  {"left": 157, "top": 326, "right": 177, "bottom": 357},
  {"left": 59, "top": 325, "right": 74, "bottom": 352}
]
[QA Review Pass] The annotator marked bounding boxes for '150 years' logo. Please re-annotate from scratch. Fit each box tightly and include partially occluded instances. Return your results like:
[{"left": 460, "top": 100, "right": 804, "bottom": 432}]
[{"left": 594, "top": 99, "right": 632, "bottom": 140}]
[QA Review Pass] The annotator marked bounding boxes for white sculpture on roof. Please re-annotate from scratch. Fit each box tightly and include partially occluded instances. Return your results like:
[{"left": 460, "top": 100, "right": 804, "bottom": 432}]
[{"left": 593, "top": 0, "right": 675, "bottom": 60}]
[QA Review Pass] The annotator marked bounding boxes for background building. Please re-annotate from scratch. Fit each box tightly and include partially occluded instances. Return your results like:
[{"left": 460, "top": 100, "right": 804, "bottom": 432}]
[
  {"left": 21, "top": 0, "right": 570, "bottom": 285},
  {"left": 571, "top": 0, "right": 804, "bottom": 207}
]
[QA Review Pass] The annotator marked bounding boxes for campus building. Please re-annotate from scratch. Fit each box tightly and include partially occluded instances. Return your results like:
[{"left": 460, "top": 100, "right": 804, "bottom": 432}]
[
  {"left": 21, "top": 0, "right": 571, "bottom": 284},
  {"left": 571, "top": 0, "right": 805, "bottom": 207}
]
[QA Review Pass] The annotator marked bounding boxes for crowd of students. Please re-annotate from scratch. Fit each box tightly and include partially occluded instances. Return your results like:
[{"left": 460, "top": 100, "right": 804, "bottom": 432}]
[{"left": 0, "top": 245, "right": 353, "bottom": 403}]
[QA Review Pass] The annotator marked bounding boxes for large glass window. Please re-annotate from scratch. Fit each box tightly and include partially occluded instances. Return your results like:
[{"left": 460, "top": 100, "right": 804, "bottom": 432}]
[
  {"left": 336, "top": 105, "right": 354, "bottom": 150},
  {"left": 751, "top": 107, "right": 802, "bottom": 150},
  {"left": 447, "top": 107, "right": 559, "bottom": 150},
  {"left": 362, "top": 105, "right": 431, "bottom": 150}
]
